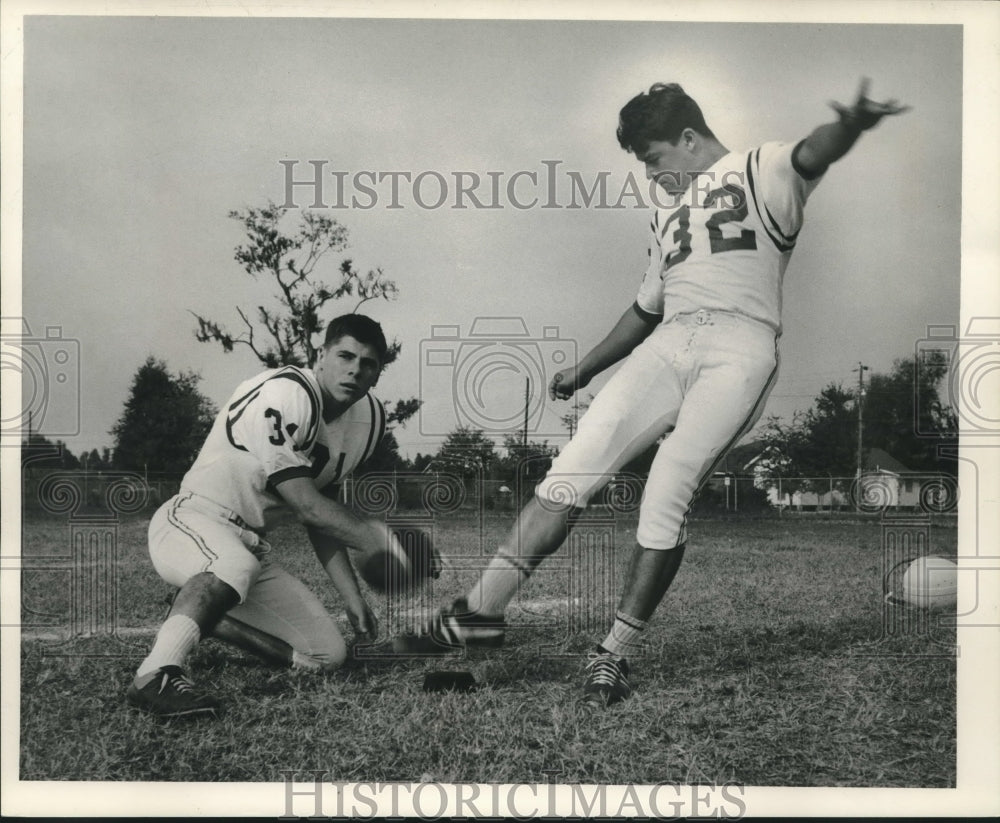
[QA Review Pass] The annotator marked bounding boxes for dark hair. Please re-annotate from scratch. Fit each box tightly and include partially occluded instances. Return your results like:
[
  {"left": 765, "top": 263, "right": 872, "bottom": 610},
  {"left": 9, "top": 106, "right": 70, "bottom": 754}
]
[
  {"left": 323, "top": 314, "right": 388, "bottom": 366},
  {"left": 616, "top": 83, "right": 716, "bottom": 154}
]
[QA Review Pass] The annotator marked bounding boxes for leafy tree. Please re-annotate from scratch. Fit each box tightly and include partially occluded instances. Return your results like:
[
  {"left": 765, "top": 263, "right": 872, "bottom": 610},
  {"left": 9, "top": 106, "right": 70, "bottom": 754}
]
[
  {"left": 757, "top": 385, "right": 856, "bottom": 492},
  {"left": 409, "top": 452, "right": 435, "bottom": 473},
  {"left": 111, "top": 357, "right": 217, "bottom": 474},
  {"left": 356, "top": 430, "right": 405, "bottom": 474},
  {"left": 80, "top": 447, "right": 113, "bottom": 471},
  {"left": 499, "top": 433, "right": 558, "bottom": 484},
  {"left": 863, "top": 354, "right": 957, "bottom": 472},
  {"left": 191, "top": 200, "right": 420, "bottom": 434},
  {"left": 432, "top": 426, "right": 497, "bottom": 477},
  {"left": 21, "top": 432, "right": 81, "bottom": 470},
  {"left": 192, "top": 202, "right": 399, "bottom": 368},
  {"left": 758, "top": 355, "right": 958, "bottom": 486},
  {"left": 385, "top": 397, "right": 423, "bottom": 428}
]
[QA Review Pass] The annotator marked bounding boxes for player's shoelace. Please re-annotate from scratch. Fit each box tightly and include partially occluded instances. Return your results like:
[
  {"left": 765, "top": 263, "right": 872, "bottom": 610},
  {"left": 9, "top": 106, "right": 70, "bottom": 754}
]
[
  {"left": 161, "top": 671, "right": 197, "bottom": 694},
  {"left": 433, "top": 612, "right": 464, "bottom": 646},
  {"left": 404, "top": 611, "right": 462, "bottom": 646},
  {"left": 583, "top": 652, "right": 632, "bottom": 705},
  {"left": 396, "top": 600, "right": 506, "bottom": 654},
  {"left": 585, "top": 652, "right": 627, "bottom": 686}
]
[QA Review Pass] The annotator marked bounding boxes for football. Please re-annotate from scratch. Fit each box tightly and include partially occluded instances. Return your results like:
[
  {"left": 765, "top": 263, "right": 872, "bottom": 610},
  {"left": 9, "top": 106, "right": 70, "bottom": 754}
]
[
  {"left": 358, "top": 519, "right": 441, "bottom": 595},
  {"left": 898, "top": 555, "right": 958, "bottom": 609}
]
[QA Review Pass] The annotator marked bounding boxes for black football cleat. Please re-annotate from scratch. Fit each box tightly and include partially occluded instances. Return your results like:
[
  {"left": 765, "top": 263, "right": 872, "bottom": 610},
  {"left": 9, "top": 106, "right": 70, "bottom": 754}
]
[
  {"left": 126, "top": 666, "right": 221, "bottom": 719},
  {"left": 391, "top": 597, "right": 507, "bottom": 656},
  {"left": 581, "top": 649, "right": 632, "bottom": 707}
]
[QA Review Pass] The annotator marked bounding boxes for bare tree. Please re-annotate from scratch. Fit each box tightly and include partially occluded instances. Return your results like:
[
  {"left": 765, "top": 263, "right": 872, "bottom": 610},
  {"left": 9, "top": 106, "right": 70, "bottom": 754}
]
[{"left": 192, "top": 201, "right": 418, "bottom": 427}]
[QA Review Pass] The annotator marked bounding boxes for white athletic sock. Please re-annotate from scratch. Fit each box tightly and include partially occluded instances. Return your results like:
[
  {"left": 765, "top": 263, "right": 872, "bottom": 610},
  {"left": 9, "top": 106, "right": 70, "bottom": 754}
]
[
  {"left": 466, "top": 553, "right": 533, "bottom": 616},
  {"left": 135, "top": 614, "right": 201, "bottom": 683},
  {"left": 600, "top": 610, "right": 648, "bottom": 658}
]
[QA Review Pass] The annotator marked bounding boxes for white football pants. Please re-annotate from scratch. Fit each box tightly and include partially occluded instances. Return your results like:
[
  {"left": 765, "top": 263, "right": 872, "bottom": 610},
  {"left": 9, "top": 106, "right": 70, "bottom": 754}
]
[
  {"left": 536, "top": 309, "right": 778, "bottom": 549},
  {"left": 148, "top": 492, "right": 347, "bottom": 669}
]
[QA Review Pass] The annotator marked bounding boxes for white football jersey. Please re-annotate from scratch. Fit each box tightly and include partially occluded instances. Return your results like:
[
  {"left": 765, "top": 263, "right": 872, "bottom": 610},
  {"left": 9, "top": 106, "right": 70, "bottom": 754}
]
[
  {"left": 179, "top": 366, "right": 386, "bottom": 532},
  {"left": 635, "top": 141, "right": 823, "bottom": 333}
]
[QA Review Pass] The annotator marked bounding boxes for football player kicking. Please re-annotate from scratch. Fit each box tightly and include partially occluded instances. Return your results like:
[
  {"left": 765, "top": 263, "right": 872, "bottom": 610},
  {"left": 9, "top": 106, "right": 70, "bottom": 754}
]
[
  {"left": 393, "top": 79, "right": 909, "bottom": 706},
  {"left": 127, "top": 314, "right": 392, "bottom": 719}
]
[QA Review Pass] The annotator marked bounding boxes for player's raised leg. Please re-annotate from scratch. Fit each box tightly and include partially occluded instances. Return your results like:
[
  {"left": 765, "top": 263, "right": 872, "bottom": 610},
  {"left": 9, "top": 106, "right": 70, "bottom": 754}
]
[
  {"left": 393, "top": 327, "right": 683, "bottom": 656},
  {"left": 391, "top": 497, "right": 576, "bottom": 654}
]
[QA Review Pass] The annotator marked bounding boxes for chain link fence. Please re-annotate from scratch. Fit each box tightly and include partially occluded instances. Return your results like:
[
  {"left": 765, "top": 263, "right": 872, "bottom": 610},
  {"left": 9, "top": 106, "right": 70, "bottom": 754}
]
[{"left": 20, "top": 467, "right": 958, "bottom": 518}]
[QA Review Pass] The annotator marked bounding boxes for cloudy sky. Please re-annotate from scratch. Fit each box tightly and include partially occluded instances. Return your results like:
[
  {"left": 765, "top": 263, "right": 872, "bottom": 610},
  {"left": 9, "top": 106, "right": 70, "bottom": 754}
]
[{"left": 11, "top": 10, "right": 974, "bottom": 461}]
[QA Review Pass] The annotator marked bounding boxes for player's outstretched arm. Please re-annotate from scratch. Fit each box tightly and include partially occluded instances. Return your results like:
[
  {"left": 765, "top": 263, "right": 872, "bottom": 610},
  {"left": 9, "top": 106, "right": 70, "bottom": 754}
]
[
  {"left": 549, "top": 303, "right": 659, "bottom": 400},
  {"left": 277, "top": 476, "right": 383, "bottom": 553},
  {"left": 794, "top": 77, "right": 910, "bottom": 178},
  {"left": 307, "top": 526, "right": 379, "bottom": 641}
]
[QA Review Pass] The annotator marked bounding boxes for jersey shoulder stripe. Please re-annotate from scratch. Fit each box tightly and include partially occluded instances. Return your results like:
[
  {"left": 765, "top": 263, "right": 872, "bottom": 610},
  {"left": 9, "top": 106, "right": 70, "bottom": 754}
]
[
  {"left": 267, "top": 464, "right": 315, "bottom": 489},
  {"left": 225, "top": 366, "right": 323, "bottom": 454},
  {"left": 225, "top": 390, "right": 262, "bottom": 451},
  {"left": 745, "top": 150, "right": 797, "bottom": 253},
  {"left": 359, "top": 393, "right": 387, "bottom": 466},
  {"left": 752, "top": 147, "right": 801, "bottom": 245},
  {"left": 267, "top": 368, "right": 323, "bottom": 450}
]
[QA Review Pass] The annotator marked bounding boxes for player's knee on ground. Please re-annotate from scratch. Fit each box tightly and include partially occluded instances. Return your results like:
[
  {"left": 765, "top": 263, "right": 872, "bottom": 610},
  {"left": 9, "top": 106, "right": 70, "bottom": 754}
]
[
  {"left": 292, "top": 640, "right": 347, "bottom": 672},
  {"left": 290, "top": 631, "right": 348, "bottom": 672}
]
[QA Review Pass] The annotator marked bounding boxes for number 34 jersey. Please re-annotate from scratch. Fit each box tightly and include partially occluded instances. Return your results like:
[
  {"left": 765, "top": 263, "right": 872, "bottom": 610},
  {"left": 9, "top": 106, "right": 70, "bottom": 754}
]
[
  {"left": 180, "top": 366, "right": 386, "bottom": 532},
  {"left": 636, "top": 141, "right": 824, "bottom": 334}
]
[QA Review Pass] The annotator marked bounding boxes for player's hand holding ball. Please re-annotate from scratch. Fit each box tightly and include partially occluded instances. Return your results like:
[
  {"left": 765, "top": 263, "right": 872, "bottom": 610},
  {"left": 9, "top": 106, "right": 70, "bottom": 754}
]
[
  {"left": 357, "top": 518, "right": 441, "bottom": 596},
  {"left": 346, "top": 600, "right": 379, "bottom": 644}
]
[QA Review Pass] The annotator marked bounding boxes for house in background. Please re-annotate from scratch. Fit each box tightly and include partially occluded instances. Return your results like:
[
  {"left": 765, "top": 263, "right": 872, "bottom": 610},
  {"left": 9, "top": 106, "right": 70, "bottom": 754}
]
[
  {"left": 857, "top": 447, "right": 936, "bottom": 510},
  {"left": 627, "top": 437, "right": 955, "bottom": 513},
  {"left": 744, "top": 446, "right": 954, "bottom": 512}
]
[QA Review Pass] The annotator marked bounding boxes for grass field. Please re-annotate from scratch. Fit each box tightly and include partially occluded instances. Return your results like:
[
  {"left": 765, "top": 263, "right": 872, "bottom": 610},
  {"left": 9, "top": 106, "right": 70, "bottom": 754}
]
[{"left": 18, "top": 509, "right": 956, "bottom": 787}]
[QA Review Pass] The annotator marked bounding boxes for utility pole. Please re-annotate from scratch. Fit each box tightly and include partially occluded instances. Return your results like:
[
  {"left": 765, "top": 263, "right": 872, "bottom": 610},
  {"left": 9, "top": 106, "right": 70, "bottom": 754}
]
[
  {"left": 854, "top": 362, "right": 869, "bottom": 479},
  {"left": 522, "top": 376, "right": 529, "bottom": 447}
]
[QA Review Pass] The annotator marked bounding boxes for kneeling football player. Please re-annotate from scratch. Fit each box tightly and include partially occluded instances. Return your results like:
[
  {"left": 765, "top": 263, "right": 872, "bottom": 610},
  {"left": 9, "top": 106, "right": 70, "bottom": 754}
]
[{"left": 127, "top": 314, "right": 392, "bottom": 719}]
